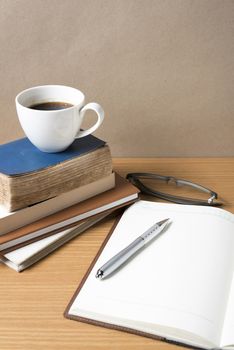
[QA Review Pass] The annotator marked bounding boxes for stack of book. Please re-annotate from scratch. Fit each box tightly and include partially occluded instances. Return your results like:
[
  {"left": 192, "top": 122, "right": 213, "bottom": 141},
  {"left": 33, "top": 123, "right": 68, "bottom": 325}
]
[{"left": 0, "top": 135, "right": 139, "bottom": 272}]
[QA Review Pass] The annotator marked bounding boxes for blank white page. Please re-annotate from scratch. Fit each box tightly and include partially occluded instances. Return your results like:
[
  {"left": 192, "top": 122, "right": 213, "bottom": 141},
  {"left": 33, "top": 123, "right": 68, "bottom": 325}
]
[{"left": 69, "top": 201, "right": 234, "bottom": 346}]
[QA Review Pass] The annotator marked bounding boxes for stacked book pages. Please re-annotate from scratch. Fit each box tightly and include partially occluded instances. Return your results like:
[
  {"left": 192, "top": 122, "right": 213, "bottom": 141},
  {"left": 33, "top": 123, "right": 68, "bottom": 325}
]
[{"left": 0, "top": 135, "right": 139, "bottom": 271}]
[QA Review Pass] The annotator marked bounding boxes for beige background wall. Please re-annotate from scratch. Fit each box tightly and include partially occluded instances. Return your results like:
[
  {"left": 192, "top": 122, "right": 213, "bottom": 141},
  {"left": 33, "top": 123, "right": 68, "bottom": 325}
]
[{"left": 0, "top": 0, "right": 233, "bottom": 156}]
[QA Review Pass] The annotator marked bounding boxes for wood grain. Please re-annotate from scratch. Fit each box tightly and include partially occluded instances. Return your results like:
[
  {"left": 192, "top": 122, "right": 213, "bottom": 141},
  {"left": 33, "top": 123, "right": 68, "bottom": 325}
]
[{"left": 0, "top": 158, "right": 233, "bottom": 350}]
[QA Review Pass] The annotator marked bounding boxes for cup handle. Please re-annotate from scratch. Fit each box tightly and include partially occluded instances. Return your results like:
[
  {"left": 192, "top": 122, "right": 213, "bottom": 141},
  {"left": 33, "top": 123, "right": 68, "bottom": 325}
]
[{"left": 76, "top": 102, "right": 104, "bottom": 138}]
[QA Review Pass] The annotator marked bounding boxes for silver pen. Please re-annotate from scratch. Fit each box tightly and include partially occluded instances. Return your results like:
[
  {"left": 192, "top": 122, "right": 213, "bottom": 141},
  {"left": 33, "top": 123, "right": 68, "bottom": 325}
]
[{"left": 96, "top": 218, "right": 170, "bottom": 280}]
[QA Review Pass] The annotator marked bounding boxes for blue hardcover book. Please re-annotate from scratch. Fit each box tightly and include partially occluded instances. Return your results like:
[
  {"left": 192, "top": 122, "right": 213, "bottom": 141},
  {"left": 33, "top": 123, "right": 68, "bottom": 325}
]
[
  {"left": 0, "top": 135, "right": 112, "bottom": 212},
  {"left": 0, "top": 135, "right": 106, "bottom": 176}
]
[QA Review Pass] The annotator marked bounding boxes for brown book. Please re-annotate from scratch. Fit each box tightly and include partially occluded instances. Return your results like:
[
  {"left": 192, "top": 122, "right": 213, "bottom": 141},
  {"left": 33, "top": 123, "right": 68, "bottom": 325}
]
[
  {"left": 0, "top": 137, "right": 112, "bottom": 211},
  {"left": 0, "top": 174, "right": 139, "bottom": 251},
  {"left": 1, "top": 210, "right": 120, "bottom": 272}
]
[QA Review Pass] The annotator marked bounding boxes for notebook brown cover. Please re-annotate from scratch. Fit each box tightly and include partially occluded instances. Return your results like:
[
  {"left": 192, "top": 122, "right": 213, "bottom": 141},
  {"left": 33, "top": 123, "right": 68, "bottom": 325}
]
[
  {"left": 63, "top": 216, "right": 165, "bottom": 343},
  {"left": 0, "top": 207, "right": 125, "bottom": 255},
  {"left": 0, "top": 174, "right": 139, "bottom": 251}
]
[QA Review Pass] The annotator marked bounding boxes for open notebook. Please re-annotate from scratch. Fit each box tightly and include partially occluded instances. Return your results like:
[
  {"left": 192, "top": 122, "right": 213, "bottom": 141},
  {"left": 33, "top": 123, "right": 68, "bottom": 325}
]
[{"left": 65, "top": 200, "right": 234, "bottom": 350}]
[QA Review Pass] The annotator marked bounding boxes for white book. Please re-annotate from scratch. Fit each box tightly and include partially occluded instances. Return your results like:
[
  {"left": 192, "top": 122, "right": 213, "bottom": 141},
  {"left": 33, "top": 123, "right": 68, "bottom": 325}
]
[
  {"left": 66, "top": 200, "right": 234, "bottom": 350},
  {"left": 0, "top": 173, "right": 115, "bottom": 235},
  {"left": 0, "top": 211, "right": 111, "bottom": 272}
]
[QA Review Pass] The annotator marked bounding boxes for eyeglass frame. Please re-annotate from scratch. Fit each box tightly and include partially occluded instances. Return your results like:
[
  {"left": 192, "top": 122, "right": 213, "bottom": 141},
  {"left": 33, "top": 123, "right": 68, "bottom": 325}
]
[{"left": 126, "top": 173, "right": 222, "bottom": 206}]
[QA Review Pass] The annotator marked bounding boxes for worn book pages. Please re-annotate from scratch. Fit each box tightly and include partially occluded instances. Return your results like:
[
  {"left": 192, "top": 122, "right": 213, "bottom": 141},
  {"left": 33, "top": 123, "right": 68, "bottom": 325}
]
[
  {"left": 0, "top": 173, "right": 115, "bottom": 235},
  {"left": 66, "top": 201, "right": 234, "bottom": 350},
  {"left": 0, "top": 144, "right": 112, "bottom": 211}
]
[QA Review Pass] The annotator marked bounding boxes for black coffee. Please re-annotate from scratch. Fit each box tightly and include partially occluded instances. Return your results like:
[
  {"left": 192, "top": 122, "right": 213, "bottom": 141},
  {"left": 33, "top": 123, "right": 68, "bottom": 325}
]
[{"left": 29, "top": 101, "right": 74, "bottom": 111}]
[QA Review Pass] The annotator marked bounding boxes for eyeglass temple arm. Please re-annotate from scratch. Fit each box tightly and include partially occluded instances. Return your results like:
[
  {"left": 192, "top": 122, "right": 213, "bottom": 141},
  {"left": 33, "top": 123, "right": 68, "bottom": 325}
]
[
  {"left": 174, "top": 179, "right": 218, "bottom": 203},
  {"left": 130, "top": 177, "right": 209, "bottom": 205},
  {"left": 126, "top": 173, "right": 219, "bottom": 205}
]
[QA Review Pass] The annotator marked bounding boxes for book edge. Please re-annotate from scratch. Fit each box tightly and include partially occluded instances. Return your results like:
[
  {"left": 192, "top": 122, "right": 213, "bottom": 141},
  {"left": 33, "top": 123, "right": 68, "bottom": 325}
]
[
  {"left": 0, "top": 197, "right": 139, "bottom": 251},
  {"left": 6, "top": 210, "right": 118, "bottom": 272},
  {"left": 0, "top": 173, "right": 140, "bottom": 246},
  {"left": 0, "top": 172, "right": 115, "bottom": 236}
]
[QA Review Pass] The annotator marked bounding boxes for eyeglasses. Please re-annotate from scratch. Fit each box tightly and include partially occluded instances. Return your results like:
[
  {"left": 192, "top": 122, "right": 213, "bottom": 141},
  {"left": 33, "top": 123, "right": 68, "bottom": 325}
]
[{"left": 126, "top": 173, "right": 222, "bottom": 206}]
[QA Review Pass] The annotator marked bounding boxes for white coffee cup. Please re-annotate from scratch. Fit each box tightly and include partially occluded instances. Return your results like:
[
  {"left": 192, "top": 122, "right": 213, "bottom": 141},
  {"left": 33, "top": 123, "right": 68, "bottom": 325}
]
[{"left": 15, "top": 85, "right": 104, "bottom": 153}]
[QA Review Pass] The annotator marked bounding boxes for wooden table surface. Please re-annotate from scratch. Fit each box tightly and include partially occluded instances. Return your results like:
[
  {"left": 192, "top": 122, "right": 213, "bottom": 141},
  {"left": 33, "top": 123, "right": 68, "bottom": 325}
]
[{"left": 1, "top": 158, "right": 234, "bottom": 350}]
